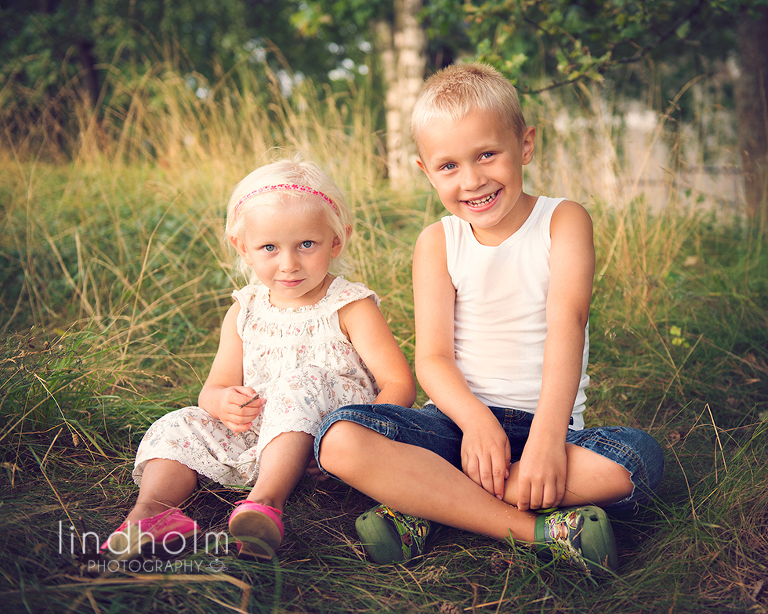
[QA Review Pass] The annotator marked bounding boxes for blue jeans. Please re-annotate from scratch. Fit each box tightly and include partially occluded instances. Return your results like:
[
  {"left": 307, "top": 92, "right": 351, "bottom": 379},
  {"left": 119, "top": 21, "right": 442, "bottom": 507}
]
[{"left": 315, "top": 404, "right": 664, "bottom": 515}]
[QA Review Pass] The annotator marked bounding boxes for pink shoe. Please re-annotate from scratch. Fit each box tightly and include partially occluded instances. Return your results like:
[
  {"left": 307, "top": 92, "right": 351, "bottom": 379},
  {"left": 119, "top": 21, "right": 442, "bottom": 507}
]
[
  {"left": 101, "top": 508, "right": 199, "bottom": 560},
  {"left": 228, "top": 500, "right": 284, "bottom": 560}
]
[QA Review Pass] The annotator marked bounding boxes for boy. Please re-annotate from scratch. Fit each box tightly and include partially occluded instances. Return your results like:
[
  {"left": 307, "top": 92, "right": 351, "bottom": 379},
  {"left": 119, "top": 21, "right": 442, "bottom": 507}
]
[{"left": 314, "top": 63, "right": 664, "bottom": 574}]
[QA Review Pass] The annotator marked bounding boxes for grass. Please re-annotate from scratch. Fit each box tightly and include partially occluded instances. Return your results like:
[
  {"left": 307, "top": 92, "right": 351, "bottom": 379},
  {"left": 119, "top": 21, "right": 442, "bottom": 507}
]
[{"left": 1, "top": 59, "right": 767, "bottom": 613}]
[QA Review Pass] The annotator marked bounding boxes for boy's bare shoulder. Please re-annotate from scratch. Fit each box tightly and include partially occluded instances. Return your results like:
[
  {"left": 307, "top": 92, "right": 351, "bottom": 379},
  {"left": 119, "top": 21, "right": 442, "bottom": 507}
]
[
  {"left": 554, "top": 198, "right": 590, "bottom": 214},
  {"left": 552, "top": 199, "right": 593, "bottom": 228},
  {"left": 414, "top": 221, "right": 448, "bottom": 275},
  {"left": 415, "top": 220, "right": 446, "bottom": 248}
]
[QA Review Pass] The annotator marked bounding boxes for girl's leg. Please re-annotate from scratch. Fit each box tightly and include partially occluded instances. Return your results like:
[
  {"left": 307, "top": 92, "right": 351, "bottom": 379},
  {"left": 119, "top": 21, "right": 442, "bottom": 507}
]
[
  {"left": 246, "top": 369, "right": 345, "bottom": 510},
  {"left": 125, "top": 459, "right": 199, "bottom": 523},
  {"left": 103, "top": 459, "right": 199, "bottom": 557},
  {"left": 319, "top": 421, "right": 538, "bottom": 541},
  {"left": 229, "top": 431, "right": 314, "bottom": 559},
  {"left": 128, "top": 406, "right": 258, "bottom": 524},
  {"left": 246, "top": 431, "right": 314, "bottom": 511}
]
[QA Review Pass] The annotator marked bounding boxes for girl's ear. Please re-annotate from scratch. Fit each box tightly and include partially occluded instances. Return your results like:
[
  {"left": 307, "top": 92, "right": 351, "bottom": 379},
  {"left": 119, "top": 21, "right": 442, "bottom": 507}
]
[{"left": 230, "top": 235, "right": 252, "bottom": 264}]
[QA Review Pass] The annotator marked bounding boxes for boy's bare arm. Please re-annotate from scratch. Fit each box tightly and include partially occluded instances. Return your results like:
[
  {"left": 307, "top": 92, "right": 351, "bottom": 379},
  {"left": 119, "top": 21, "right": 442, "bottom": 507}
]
[
  {"left": 413, "top": 223, "right": 512, "bottom": 499},
  {"left": 516, "top": 200, "right": 595, "bottom": 511}
]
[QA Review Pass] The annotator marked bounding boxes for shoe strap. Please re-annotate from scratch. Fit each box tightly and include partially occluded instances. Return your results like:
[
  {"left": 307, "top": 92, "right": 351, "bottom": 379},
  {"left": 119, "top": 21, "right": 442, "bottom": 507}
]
[
  {"left": 232, "top": 500, "right": 283, "bottom": 516},
  {"left": 375, "top": 506, "right": 430, "bottom": 560},
  {"left": 539, "top": 509, "right": 589, "bottom": 573}
]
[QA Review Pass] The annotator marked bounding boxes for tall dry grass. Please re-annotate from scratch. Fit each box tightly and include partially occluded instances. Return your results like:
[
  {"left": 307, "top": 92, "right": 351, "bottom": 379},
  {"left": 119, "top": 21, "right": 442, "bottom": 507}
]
[{"left": 1, "top": 60, "right": 423, "bottom": 384}]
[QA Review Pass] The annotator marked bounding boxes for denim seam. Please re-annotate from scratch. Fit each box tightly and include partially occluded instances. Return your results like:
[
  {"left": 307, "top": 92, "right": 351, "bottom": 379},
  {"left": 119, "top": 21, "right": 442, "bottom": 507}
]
[
  {"left": 577, "top": 431, "right": 650, "bottom": 501},
  {"left": 342, "top": 412, "right": 396, "bottom": 439}
]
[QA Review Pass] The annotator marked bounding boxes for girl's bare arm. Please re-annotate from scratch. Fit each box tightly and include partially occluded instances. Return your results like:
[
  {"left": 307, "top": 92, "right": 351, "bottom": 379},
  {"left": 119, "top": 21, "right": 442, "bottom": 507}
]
[
  {"left": 198, "top": 302, "right": 265, "bottom": 432},
  {"left": 339, "top": 296, "right": 417, "bottom": 408}
]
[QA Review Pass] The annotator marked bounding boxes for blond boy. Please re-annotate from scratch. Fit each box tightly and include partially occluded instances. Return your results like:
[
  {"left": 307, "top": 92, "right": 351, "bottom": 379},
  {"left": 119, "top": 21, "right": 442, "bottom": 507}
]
[{"left": 314, "top": 63, "right": 664, "bottom": 574}]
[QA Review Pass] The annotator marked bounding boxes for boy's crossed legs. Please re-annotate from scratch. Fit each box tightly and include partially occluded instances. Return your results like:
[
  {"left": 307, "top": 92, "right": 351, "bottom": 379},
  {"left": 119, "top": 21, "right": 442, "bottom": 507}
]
[{"left": 316, "top": 404, "right": 664, "bottom": 570}]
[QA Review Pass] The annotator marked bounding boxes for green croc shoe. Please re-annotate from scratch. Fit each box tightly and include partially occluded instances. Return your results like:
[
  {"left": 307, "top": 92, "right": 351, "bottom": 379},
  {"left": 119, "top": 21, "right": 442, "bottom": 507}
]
[
  {"left": 534, "top": 505, "right": 618, "bottom": 575},
  {"left": 355, "top": 505, "right": 432, "bottom": 564}
]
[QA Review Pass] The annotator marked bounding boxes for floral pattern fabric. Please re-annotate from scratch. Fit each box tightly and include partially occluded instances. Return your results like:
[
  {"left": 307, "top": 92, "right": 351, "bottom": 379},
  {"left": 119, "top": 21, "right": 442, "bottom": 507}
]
[{"left": 133, "top": 277, "right": 380, "bottom": 486}]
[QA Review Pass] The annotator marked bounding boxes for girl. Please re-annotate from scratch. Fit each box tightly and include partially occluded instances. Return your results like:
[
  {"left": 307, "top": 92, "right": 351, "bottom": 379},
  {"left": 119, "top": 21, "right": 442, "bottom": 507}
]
[{"left": 103, "top": 159, "right": 416, "bottom": 561}]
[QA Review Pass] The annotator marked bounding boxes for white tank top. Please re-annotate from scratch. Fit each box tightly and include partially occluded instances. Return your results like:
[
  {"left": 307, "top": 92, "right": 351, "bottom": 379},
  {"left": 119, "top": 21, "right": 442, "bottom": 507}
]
[{"left": 442, "top": 196, "right": 589, "bottom": 429}]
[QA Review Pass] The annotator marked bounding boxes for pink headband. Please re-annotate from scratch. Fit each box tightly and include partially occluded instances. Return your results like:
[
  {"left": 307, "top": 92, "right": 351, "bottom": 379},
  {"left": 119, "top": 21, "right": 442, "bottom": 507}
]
[{"left": 233, "top": 183, "right": 339, "bottom": 220}]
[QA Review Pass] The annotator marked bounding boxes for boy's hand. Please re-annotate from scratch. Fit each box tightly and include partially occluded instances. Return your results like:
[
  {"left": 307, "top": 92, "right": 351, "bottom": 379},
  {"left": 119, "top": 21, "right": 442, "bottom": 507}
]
[
  {"left": 516, "top": 437, "right": 567, "bottom": 511},
  {"left": 216, "top": 387, "right": 265, "bottom": 433},
  {"left": 461, "top": 417, "right": 512, "bottom": 500}
]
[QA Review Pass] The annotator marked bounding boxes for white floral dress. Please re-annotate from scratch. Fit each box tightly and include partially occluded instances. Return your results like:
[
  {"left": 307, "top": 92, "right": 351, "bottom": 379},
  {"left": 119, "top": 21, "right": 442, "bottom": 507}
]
[{"left": 133, "top": 277, "right": 380, "bottom": 487}]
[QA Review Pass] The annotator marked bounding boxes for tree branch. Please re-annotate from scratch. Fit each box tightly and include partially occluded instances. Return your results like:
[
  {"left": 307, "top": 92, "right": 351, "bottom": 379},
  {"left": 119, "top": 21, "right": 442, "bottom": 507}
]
[
  {"left": 613, "top": 0, "right": 710, "bottom": 67},
  {"left": 522, "top": 0, "right": 712, "bottom": 95}
]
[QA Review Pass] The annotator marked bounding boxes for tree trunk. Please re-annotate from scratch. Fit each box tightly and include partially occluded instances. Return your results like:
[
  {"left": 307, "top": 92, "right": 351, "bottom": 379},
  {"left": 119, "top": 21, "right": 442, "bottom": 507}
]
[
  {"left": 78, "top": 38, "right": 100, "bottom": 109},
  {"left": 390, "top": 0, "right": 427, "bottom": 186},
  {"left": 372, "top": 19, "right": 401, "bottom": 181},
  {"left": 373, "top": 0, "right": 427, "bottom": 187},
  {"left": 735, "top": 7, "right": 768, "bottom": 230}
]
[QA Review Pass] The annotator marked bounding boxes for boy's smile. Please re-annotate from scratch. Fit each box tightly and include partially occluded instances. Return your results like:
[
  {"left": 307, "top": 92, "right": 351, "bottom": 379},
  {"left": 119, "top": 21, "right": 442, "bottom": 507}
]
[
  {"left": 463, "top": 188, "right": 500, "bottom": 211},
  {"left": 416, "top": 109, "right": 537, "bottom": 245}
]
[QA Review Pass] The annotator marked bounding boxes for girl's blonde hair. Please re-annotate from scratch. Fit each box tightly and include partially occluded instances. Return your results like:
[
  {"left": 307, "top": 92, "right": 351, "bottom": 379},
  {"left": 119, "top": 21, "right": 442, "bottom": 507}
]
[
  {"left": 225, "top": 158, "right": 353, "bottom": 283},
  {"left": 411, "top": 62, "right": 527, "bottom": 152}
]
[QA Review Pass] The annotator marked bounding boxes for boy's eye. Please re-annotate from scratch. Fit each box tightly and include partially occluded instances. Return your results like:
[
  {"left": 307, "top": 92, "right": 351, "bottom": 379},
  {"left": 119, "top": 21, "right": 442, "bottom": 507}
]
[
  {"left": 441, "top": 163, "right": 457, "bottom": 171},
  {"left": 480, "top": 152, "right": 494, "bottom": 160},
  {"left": 300, "top": 240, "right": 315, "bottom": 249}
]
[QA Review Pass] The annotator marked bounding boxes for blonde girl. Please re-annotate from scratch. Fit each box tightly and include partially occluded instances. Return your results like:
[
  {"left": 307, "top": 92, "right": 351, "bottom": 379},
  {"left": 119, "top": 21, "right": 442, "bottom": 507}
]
[{"left": 103, "top": 159, "right": 416, "bottom": 560}]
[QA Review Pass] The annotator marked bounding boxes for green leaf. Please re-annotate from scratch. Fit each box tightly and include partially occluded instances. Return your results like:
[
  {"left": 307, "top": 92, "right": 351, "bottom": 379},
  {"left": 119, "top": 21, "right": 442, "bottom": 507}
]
[{"left": 675, "top": 20, "right": 691, "bottom": 39}]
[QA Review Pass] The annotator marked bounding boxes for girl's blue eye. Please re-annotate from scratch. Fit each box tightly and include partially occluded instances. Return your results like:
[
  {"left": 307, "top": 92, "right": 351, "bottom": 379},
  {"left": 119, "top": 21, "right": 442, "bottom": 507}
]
[
  {"left": 301, "top": 240, "right": 314, "bottom": 249},
  {"left": 481, "top": 152, "right": 494, "bottom": 160},
  {"left": 263, "top": 245, "right": 276, "bottom": 252}
]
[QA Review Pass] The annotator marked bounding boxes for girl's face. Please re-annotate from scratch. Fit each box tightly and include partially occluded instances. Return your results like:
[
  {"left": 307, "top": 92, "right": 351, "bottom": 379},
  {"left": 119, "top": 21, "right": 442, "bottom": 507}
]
[{"left": 232, "top": 200, "right": 343, "bottom": 309}]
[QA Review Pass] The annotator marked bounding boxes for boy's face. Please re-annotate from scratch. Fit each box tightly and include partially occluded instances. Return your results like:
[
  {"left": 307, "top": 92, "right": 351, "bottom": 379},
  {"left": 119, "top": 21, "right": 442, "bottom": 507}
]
[{"left": 416, "top": 109, "right": 536, "bottom": 244}]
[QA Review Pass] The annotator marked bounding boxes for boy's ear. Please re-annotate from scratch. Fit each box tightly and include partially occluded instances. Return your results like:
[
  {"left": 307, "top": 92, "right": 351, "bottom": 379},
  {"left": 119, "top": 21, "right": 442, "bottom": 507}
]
[
  {"left": 416, "top": 158, "right": 436, "bottom": 188},
  {"left": 521, "top": 126, "right": 536, "bottom": 165}
]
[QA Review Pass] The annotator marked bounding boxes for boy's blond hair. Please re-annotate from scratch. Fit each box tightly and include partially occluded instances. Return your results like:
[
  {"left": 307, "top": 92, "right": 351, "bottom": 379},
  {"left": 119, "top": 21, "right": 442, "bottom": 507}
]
[{"left": 411, "top": 62, "right": 527, "bottom": 150}]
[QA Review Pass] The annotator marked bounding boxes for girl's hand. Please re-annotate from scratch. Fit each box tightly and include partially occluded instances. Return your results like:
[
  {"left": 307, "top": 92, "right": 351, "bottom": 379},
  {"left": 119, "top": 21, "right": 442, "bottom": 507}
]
[
  {"left": 515, "top": 435, "right": 567, "bottom": 511},
  {"left": 215, "top": 387, "right": 265, "bottom": 433},
  {"left": 305, "top": 458, "right": 329, "bottom": 481},
  {"left": 198, "top": 302, "right": 261, "bottom": 433},
  {"left": 460, "top": 416, "right": 512, "bottom": 500}
]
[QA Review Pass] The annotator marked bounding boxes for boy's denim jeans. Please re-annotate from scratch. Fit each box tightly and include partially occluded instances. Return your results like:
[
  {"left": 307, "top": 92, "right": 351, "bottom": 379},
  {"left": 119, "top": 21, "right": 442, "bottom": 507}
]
[{"left": 315, "top": 403, "right": 664, "bottom": 515}]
